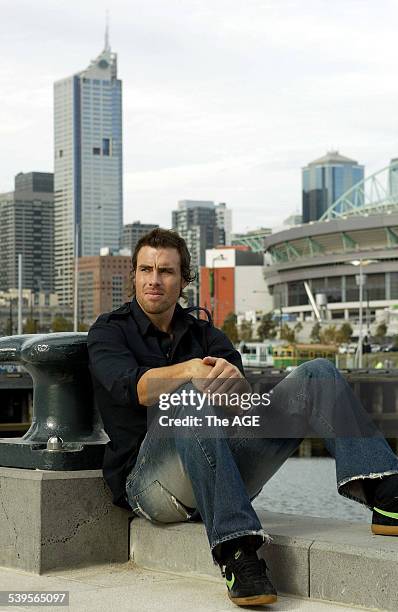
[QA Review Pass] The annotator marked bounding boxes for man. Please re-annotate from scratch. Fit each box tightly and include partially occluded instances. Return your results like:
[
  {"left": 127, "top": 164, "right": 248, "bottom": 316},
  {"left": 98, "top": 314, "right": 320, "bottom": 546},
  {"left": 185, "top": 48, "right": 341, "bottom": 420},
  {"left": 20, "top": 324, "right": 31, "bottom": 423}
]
[{"left": 88, "top": 228, "right": 398, "bottom": 608}]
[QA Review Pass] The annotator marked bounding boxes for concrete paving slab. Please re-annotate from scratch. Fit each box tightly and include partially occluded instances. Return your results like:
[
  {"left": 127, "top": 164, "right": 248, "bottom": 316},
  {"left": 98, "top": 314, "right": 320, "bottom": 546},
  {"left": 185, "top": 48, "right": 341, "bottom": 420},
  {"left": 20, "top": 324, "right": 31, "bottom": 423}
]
[
  {"left": 0, "top": 564, "right": 368, "bottom": 612},
  {"left": 0, "top": 565, "right": 95, "bottom": 593}
]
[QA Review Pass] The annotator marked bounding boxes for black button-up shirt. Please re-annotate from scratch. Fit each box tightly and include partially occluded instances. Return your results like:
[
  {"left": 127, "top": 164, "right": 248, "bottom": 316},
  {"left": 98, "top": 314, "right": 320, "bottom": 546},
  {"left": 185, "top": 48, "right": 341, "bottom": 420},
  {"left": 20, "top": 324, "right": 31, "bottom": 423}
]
[{"left": 87, "top": 298, "right": 244, "bottom": 508}]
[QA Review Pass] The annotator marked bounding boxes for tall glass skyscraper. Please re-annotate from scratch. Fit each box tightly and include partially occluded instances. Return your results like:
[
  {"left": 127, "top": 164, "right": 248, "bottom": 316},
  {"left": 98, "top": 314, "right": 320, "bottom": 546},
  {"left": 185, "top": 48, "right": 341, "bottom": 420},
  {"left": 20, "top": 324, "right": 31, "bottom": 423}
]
[
  {"left": 54, "top": 36, "right": 123, "bottom": 305},
  {"left": 302, "top": 151, "right": 364, "bottom": 223}
]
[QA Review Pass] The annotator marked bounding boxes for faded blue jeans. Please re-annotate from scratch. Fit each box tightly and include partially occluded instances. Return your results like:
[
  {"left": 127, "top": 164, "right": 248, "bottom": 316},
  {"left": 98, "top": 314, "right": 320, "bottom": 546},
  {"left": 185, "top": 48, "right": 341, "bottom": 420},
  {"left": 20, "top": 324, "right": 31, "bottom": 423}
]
[{"left": 125, "top": 359, "right": 398, "bottom": 563}]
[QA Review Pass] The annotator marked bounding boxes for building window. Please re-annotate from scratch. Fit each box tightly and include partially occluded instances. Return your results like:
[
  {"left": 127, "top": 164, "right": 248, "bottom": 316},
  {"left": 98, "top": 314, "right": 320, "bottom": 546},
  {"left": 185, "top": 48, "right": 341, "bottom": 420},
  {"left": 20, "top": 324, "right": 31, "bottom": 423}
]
[
  {"left": 59, "top": 150, "right": 63, "bottom": 158},
  {"left": 391, "top": 272, "right": 398, "bottom": 299},
  {"left": 102, "top": 138, "right": 110, "bottom": 156},
  {"left": 93, "top": 147, "right": 101, "bottom": 155}
]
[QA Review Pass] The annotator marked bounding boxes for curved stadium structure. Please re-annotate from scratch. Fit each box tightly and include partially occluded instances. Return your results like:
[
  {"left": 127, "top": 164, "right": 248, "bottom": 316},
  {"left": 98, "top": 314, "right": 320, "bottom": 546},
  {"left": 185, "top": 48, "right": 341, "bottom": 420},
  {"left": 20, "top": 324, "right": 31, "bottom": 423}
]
[{"left": 263, "top": 162, "right": 398, "bottom": 326}]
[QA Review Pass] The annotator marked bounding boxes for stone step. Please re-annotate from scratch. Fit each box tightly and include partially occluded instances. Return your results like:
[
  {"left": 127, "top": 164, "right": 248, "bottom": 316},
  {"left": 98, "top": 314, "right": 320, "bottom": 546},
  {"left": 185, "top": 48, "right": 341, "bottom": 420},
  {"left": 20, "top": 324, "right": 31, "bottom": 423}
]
[{"left": 130, "top": 510, "right": 398, "bottom": 611}]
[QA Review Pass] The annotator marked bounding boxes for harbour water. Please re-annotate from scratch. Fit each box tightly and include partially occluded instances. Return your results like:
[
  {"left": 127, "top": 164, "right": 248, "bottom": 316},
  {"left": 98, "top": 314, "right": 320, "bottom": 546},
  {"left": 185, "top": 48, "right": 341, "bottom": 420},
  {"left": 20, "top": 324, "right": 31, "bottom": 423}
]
[{"left": 253, "top": 457, "right": 371, "bottom": 523}]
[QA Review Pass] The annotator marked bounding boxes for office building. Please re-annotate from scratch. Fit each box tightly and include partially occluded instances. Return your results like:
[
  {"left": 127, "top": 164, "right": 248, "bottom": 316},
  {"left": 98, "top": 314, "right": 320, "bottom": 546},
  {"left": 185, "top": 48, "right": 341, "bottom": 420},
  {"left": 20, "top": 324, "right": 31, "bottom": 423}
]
[
  {"left": 172, "top": 200, "right": 229, "bottom": 306},
  {"left": 0, "top": 172, "right": 54, "bottom": 295},
  {"left": 122, "top": 221, "right": 159, "bottom": 254},
  {"left": 54, "top": 33, "right": 123, "bottom": 305},
  {"left": 200, "top": 247, "right": 271, "bottom": 328},
  {"left": 78, "top": 251, "right": 131, "bottom": 325},
  {"left": 215, "top": 202, "right": 232, "bottom": 246},
  {"left": 302, "top": 151, "right": 364, "bottom": 223}
]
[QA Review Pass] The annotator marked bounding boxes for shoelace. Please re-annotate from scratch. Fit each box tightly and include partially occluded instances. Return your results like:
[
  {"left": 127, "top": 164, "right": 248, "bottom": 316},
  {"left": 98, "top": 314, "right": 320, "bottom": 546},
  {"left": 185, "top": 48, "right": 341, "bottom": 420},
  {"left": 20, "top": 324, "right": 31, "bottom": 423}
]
[{"left": 227, "top": 555, "right": 268, "bottom": 582}]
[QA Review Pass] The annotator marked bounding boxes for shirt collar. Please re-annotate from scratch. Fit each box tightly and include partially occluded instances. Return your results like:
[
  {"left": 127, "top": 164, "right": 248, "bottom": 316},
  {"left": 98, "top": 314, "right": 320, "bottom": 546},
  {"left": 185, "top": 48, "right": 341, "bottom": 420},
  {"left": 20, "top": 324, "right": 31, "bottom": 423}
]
[{"left": 130, "top": 297, "right": 189, "bottom": 337}]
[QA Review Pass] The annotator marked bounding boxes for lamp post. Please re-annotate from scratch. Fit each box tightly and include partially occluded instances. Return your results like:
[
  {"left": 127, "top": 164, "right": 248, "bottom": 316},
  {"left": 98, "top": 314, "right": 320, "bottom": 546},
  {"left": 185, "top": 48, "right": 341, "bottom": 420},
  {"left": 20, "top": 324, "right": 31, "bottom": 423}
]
[{"left": 347, "top": 258, "right": 379, "bottom": 368}]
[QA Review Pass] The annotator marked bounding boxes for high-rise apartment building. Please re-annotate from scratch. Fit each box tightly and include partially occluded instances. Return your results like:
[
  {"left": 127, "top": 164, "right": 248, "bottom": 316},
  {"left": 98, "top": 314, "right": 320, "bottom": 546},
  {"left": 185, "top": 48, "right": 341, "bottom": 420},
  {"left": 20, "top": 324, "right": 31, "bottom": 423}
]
[
  {"left": 302, "top": 151, "right": 364, "bottom": 223},
  {"left": 0, "top": 172, "right": 54, "bottom": 294},
  {"left": 54, "top": 34, "right": 123, "bottom": 305},
  {"left": 172, "top": 200, "right": 230, "bottom": 306},
  {"left": 122, "top": 221, "right": 159, "bottom": 254}
]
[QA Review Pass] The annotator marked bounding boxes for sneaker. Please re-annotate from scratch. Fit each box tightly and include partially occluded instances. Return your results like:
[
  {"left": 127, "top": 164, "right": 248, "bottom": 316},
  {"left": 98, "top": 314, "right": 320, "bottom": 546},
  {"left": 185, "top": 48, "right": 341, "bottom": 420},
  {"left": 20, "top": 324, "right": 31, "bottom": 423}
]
[
  {"left": 372, "top": 500, "right": 398, "bottom": 536},
  {"left": 371, "top": 475, "right": 398, "bottom": 536},
  {"left": 224, "top": 548, "right": 277, "bottom": 607}
]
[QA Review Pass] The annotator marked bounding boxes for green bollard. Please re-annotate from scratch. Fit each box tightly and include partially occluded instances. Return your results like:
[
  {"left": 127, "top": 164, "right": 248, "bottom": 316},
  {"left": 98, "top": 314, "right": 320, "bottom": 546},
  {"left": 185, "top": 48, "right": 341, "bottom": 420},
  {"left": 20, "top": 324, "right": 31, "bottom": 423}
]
[{"left": 0, "top": 333, "right": 108, "bottom": 470}]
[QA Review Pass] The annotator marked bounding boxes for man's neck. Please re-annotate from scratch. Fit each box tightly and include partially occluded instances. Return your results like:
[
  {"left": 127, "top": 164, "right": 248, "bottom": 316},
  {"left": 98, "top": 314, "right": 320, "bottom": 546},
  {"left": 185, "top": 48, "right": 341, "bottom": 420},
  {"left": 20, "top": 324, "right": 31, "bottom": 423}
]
[{"left": 137, "top": 299, "right": 176, "bottom": 334}]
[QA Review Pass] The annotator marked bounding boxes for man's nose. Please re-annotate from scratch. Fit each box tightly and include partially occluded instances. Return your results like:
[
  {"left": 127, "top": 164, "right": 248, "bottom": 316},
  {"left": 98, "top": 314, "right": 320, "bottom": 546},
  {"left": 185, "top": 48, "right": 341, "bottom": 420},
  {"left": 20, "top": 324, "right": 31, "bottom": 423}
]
[{"left": 148, "top": 270, "right": 161, "bottom": 285}]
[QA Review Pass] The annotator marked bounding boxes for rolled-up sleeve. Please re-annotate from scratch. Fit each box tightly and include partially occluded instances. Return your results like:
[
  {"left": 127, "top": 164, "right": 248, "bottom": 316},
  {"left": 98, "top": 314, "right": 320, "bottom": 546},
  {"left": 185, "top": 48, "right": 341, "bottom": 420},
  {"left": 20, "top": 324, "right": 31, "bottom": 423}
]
[{"left": 87, "top": 319, "right": 150, "bottom": 409}]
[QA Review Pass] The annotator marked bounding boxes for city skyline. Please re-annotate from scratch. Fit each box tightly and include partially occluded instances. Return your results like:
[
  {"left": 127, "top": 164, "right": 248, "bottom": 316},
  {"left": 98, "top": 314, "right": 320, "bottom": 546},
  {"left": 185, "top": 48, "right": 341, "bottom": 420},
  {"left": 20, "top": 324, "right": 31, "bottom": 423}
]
[{"left": 2, "top": 0, "right": 398, "bottom": 232}]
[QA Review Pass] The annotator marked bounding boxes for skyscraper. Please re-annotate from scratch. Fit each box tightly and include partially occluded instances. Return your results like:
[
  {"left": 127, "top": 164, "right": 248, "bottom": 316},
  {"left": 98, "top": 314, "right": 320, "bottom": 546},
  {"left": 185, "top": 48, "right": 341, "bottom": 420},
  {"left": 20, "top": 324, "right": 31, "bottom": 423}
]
[
  {"left": 0, "top": 172, "right": 54, "bottom": 294},
  {"left": 302, "top": 151, "right": 364, "bottom": 223},
  {"left": 172, "top": 200, "right": 230, "bottom": 306},
  {"left": 122, "top": 221, "right": 159, "bottom": 255},
  {"left": 54, "top": 31, "right": 123, "bottom": 305}
]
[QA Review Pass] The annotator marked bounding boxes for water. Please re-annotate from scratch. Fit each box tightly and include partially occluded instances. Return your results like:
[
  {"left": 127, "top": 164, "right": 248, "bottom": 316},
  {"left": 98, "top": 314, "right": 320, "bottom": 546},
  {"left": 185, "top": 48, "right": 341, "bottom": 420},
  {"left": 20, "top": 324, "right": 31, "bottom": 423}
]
[{"left": 253, "top": 457, "right": 371, "bottom": 523}]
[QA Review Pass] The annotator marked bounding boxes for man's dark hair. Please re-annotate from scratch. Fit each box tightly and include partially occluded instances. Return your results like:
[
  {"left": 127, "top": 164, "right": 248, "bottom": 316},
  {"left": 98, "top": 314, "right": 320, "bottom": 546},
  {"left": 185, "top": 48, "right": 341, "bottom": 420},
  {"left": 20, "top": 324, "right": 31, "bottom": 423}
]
[{"left": 130, "top": 228, "right": 196, "bottom": 298}]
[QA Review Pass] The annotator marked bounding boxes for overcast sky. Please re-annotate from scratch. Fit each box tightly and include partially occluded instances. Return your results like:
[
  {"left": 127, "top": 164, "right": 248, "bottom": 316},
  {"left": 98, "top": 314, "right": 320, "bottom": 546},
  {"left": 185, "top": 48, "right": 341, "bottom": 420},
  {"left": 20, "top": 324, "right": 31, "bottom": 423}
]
[{"left": 2, "top": 0, "right": 398, "bottom": 232}]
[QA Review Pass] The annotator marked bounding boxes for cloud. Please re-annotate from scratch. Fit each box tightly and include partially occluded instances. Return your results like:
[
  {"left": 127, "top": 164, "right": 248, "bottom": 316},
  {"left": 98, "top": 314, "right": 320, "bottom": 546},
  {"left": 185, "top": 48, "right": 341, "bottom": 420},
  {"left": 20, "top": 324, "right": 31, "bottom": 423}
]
[{"left": 1, "top": 0, "right": 398, "bottom": 230}]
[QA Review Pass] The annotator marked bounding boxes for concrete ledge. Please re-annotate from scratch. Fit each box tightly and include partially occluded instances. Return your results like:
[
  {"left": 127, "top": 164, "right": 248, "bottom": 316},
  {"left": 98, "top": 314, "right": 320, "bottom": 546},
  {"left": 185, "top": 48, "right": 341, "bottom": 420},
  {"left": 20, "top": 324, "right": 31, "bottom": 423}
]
[
  {"left": 130, "top": 510, "right": 398, "bottom": 610},
  {"left": 0, "top": 467, "right": 132, "bottom": 574}
]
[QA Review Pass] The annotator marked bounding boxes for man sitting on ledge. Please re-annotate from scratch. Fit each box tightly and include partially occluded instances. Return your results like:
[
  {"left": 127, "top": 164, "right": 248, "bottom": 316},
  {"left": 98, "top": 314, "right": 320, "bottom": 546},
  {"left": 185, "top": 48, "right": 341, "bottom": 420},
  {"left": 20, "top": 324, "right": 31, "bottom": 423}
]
[{"left": 88, "top": 228, "right": 398, "bottom": 608}]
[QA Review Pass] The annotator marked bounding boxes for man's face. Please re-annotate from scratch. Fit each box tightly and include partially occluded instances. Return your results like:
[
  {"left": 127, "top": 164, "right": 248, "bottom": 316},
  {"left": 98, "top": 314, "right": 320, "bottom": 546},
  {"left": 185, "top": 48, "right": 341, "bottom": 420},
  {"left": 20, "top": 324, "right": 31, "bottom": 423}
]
[{"left": 134, "top": 246, "right": 187, "bottom": 315}]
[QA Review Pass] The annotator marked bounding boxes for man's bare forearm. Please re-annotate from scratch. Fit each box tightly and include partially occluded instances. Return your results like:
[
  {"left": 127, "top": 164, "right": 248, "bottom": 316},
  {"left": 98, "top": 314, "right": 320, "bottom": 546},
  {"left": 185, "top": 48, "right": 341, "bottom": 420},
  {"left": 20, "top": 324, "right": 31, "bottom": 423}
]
[{"left": 137, "top": 359, "right": 210, "bottom": 406}]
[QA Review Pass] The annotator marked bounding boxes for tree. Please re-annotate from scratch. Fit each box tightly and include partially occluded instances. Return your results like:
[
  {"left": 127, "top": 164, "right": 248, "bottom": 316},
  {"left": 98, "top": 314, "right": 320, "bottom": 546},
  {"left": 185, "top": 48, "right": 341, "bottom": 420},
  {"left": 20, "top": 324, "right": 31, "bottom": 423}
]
[
  {"left": 375, "top": 322, "right": 387, "bottom": 340},
  {"left": 78, "top": 322, "right": 89, "bottom": 332},
  {"left": 335, "top": 322, "right": 353, "bottom": 344},
  {"left": 294, "top": 321, "right": 303, "bottom": 338},
  {"left": 310, "top": 322, "right": 321, "bottom": 343},
  {"left": 239, "top": 320, "right": 253, "bottom": 342},
  {"left": 319, "top": 325, "right": 337, "bottom": 345},
  {"left": 221, "top": 312, "right": 238, "bottom": 344},
  {"left": 280, "top": 324, "right": 295, "bottom": 343},
  {"left": 23, "top": 317, "right": 37, "bottom": 334},
  {"left": 257, "top": 312, "right": 277, "bottom": 341},
  {"left": 51, "top": 316, "right": 73, "bottom": 332}
]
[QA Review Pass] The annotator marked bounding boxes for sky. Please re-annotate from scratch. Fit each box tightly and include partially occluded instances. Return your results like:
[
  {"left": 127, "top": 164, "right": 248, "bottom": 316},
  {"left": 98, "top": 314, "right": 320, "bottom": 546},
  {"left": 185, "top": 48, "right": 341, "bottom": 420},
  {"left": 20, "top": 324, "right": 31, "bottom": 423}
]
[{"left": 2, "top": 0, "right": 398, "bottom": 233}]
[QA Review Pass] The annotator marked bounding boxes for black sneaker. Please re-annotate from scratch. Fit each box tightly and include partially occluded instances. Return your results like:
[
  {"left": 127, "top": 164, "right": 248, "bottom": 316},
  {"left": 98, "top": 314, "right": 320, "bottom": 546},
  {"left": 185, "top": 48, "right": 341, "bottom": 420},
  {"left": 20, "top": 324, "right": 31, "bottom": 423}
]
[
  {"left": 224, "top": 548, "right": 277, "bottom": 607},
  {"left": 371, "top": 475, "right": 398, "bottom": 536},
  {"left": 372, "top": 499, "right": 398, "bottom": 536}
]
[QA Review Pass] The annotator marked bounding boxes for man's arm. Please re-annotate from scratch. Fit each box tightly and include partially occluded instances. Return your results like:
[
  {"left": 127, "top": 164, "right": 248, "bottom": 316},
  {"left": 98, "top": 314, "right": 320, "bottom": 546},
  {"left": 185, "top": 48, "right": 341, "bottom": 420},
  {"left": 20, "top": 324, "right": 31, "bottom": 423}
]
[
  {"left": 87, "top": 317, "right": 214, "bottom": 408},
  {"left": 137, "top": 358, "right": 212, "bottom": 406}
]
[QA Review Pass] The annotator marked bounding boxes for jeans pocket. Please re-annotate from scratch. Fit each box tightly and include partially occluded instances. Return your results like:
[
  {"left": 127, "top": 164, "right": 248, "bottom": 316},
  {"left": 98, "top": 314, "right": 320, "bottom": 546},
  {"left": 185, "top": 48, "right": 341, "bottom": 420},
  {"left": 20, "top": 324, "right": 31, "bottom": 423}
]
[{"left": 130, "top": 480, "right": 192, "bottom": 523}]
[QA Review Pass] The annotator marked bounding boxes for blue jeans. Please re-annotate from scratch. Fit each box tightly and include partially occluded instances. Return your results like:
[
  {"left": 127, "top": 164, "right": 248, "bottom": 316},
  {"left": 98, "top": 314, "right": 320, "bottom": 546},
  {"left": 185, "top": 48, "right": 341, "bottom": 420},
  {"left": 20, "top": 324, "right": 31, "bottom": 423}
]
[{"left": 125, "top": 359, "right": 398, "bottom": 563}]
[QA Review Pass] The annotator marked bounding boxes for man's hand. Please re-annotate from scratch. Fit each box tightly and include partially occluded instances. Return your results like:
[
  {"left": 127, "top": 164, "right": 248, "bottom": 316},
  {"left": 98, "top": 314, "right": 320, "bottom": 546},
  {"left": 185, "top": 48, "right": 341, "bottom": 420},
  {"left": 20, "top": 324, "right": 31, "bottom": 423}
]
[
  {"left": 188, "top": 358, "right": 214, "bottom": 391},
  {"left": 202, "top": 356, "right": 245, "bottom": 395}
]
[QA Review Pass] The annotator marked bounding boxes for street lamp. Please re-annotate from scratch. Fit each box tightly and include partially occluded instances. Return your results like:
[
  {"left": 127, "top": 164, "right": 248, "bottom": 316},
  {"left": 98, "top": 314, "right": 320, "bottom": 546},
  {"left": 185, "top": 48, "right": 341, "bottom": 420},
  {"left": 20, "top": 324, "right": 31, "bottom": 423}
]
[{"left": 346, "top": 258, "right": 379, "bottom": 368}]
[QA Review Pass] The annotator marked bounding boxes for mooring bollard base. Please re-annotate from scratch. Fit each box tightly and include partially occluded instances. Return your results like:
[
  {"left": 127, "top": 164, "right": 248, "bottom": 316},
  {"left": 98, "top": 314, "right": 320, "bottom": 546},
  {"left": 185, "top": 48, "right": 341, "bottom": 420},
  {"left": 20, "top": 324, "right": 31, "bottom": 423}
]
[
  {"left": 0, "top": 438, "right": 105, "bottom": 470},
  {"left": 0, "top": 466, "right": 132, "bottom": 574}
]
